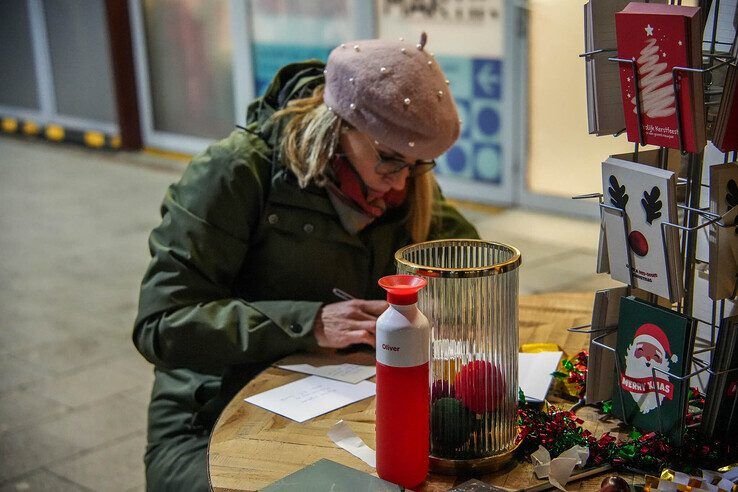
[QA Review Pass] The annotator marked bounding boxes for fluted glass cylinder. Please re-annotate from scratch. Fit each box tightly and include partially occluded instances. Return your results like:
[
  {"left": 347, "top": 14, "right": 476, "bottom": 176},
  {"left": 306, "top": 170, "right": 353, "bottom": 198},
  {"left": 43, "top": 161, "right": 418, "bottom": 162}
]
[{"left": 396, "top": 239, "right": 521, "bottom": 469}]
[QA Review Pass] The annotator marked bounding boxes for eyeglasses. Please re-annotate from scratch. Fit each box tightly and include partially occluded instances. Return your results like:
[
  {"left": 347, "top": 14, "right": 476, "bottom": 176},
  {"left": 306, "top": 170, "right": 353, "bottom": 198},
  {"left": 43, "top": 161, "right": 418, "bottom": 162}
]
[
  {"left": 339, "top": 125, "right": 437, "bottom": 177},
  {"left": 374, "top": 153, "right": 437, "bottom": 177}
]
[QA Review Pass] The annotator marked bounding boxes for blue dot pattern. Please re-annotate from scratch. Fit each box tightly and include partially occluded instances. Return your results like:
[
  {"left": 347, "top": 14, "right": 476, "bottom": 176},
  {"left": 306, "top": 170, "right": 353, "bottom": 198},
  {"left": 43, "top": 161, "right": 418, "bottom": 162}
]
[{"left": 436, "top": 56, "right": 503, "bottom": 184}]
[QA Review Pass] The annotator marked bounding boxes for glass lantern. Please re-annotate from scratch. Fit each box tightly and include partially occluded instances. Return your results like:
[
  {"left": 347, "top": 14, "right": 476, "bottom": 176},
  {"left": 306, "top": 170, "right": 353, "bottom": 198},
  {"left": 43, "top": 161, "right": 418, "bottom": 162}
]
[{"left": 395, "top": 239, "right": 521, "bottom": 474}]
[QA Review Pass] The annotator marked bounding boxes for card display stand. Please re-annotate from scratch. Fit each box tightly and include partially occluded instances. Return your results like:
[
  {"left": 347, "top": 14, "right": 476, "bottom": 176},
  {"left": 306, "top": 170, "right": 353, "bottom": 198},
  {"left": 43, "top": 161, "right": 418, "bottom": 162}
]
[{"left": 574, "top": 0, "right": 738, "bottom": 438}]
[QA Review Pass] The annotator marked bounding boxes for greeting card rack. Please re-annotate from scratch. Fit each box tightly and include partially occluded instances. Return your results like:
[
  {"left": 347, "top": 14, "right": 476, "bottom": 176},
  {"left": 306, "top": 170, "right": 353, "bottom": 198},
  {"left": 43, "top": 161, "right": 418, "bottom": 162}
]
[{"left": 572, "top": 0, "right": 738, "bottom": 439}]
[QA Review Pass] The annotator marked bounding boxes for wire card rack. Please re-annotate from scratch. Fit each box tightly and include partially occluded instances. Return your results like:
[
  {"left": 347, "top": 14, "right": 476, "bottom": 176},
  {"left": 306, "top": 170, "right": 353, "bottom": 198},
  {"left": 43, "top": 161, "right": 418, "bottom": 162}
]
[{"left": 572, "top": 0, "right": 738, "bottom": 438}]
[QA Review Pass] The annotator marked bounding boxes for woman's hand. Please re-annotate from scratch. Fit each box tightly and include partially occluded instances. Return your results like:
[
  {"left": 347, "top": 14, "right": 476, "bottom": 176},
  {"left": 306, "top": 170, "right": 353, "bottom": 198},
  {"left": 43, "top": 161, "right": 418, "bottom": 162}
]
[{"left": 313, "top": 299, "right": 388, "bottom": 348}]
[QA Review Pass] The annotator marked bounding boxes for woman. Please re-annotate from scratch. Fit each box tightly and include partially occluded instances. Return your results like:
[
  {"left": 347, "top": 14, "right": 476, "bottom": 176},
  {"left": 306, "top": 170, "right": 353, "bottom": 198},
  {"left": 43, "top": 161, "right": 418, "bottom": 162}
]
[{"left": 133, "top": 34, "right": 479, "bottom": 491}]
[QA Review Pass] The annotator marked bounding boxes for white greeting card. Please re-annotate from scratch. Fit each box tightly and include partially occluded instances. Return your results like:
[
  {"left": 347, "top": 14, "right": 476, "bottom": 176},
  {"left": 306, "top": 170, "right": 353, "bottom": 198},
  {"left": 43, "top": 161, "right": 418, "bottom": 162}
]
[
  {"left": 519, "top": 352, "right": 563, "bottom": 402},
  {"left": 277, "top": 363, "right": 376, "bottom": 384},
  {"left": 601, "top": 157, "right": 683, "bottom": 300},
  {"left": 245, "top": 375, "right": 375, "bottom": 423}
]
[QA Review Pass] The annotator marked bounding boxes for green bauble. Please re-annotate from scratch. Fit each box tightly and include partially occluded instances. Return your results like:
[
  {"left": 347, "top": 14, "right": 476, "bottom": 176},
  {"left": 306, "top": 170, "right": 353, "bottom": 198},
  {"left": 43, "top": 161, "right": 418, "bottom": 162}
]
[{"left": 431, "top": 397, "right": 474, "bottom": 456}]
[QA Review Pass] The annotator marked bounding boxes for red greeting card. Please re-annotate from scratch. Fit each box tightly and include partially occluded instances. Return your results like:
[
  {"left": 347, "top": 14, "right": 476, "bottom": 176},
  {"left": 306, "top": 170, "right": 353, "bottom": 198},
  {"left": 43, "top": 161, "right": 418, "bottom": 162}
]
[
  {"left": 714, "top": 64, "right": 738, "bottom": 152},
  {"left": 615, "top": 3, "right": 704, "bottom": 153}
]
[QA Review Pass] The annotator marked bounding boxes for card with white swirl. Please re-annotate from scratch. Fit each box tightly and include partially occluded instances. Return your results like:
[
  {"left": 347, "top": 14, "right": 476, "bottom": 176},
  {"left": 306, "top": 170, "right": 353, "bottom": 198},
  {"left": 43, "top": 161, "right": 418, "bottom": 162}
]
[{"left": 615, "top": 3, "right": 705, "bottom": 152}]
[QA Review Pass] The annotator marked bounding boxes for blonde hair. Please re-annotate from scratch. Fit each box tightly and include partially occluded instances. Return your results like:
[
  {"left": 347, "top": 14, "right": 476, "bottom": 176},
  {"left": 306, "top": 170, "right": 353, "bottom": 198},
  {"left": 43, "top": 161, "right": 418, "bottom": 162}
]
[{"left": 272, "top": 85, "right": 434, "bottom": 242}]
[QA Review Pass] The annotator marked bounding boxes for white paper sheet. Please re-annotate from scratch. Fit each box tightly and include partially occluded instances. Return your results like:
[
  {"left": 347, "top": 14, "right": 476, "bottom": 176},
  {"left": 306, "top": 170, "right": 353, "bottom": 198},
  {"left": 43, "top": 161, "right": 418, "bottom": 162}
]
[
  {"left": 519, "top": 352, "right": 563, "bottom": 402},
  {"left": 327, "top": 420, "right": 376, "bottom": 467},
  {"left": 245, "top": 375, "right": 376, "bottom": 423},
  {"left": 277, "top": 363, "right": 376, "bottom": 384}
]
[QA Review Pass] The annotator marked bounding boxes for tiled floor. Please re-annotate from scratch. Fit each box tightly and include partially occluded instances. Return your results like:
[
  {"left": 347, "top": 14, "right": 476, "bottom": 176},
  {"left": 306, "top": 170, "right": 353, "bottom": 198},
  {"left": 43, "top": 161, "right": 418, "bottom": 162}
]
[{"left": 0, "top": 136, "right": 619, "bottom": 490}]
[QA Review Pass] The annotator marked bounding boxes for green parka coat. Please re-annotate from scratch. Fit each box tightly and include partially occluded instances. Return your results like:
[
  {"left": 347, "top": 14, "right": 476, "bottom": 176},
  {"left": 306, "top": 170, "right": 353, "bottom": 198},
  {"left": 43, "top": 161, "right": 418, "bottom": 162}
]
[{"left": 133, "top": 61, "right": 479, "bottom": 463}]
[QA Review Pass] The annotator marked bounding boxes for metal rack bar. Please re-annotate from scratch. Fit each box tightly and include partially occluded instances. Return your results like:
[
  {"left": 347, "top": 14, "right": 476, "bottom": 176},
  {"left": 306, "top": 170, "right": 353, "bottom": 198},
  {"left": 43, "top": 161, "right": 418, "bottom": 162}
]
[
  {"left": 600, "top": 203, "right": 639, "bottom": 288},
  {"left": 579, "top": 48, "right": 616, "bottom": 59},
  {"left": 609, "top": 57, "right": 645, "bottom": 144}
]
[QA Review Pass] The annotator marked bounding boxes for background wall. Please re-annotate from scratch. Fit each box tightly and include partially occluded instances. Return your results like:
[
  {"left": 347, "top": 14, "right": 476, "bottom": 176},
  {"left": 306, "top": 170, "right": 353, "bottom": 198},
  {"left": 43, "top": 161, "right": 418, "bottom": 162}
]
[{"left": 526, "top": 0, "right": 634, "bottom": 200}]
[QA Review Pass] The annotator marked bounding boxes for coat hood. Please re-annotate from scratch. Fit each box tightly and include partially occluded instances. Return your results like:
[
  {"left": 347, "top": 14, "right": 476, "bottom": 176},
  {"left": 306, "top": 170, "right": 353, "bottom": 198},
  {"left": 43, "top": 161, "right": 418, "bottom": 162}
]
[{"left": 245, "top": 60, "right": 326, "bottom": 150}]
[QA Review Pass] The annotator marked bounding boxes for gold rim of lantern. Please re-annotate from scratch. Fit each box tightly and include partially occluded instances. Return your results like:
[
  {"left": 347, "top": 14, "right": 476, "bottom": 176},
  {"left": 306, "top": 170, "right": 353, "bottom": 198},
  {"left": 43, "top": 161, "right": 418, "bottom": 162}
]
[
  {"left": 429, "top": 439, "right": 520, "bottom": 475},
  {"left": 395, "top": 239, "right": 522, "bottom": 277}
]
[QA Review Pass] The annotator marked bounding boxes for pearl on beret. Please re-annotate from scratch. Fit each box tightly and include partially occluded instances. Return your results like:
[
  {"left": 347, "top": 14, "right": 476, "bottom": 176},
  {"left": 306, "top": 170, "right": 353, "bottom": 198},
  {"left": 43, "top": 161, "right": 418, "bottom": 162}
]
[
  {"left": 349, "top": 103, "right": 356, "bottom": 110},
  {"left": 408, "top": 141, "right": 415, "bottom": 147},
  {"left": 403, "top": 98, "right": 411, "bottom": 106}
]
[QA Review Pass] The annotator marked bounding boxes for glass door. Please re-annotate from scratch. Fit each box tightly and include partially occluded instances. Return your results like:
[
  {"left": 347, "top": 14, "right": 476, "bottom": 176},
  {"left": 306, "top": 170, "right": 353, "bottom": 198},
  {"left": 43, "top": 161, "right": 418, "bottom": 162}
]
[
  {"left": 130, "top": 0, "right": 246, "bottom": 154},
  {"left": 130, "top": 0, "right": 372, "bottom": 155},
  {"left": 0, "top": 0, "right": 117, "bottom": 135}
]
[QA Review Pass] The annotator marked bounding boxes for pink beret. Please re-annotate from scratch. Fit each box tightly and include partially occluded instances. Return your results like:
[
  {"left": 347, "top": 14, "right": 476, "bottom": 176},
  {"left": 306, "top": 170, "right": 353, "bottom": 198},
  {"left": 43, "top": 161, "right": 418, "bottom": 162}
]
[{"left": 323, "top": 33, "right": 460, "bottom": 160}]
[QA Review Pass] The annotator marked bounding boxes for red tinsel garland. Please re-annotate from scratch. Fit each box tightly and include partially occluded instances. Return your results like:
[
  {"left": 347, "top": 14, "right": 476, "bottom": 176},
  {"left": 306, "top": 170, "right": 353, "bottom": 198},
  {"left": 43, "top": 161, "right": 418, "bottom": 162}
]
[
  {"left": 522, "top": 350, "right": 733, "bottom": 472},
  {"left": 515, "top": 398, "right": 734, "bottom": 474}
]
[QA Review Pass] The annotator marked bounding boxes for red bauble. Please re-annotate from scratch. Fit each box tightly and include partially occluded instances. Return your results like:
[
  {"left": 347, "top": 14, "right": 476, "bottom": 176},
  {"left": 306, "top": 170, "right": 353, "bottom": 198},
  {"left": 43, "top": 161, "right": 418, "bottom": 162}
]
[
  {"left": 454, "top": 360, "right": 506, "bottom": 413},
  {"left": 628, "top": 230, "right": 649, "bottom": 257}
]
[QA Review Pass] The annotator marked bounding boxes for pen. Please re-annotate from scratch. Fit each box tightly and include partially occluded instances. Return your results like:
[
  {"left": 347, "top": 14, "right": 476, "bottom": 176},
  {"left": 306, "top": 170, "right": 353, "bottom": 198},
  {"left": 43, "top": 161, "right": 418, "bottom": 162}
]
[{"left": 332, "top": 287, "right": 356, "bottom": 301}]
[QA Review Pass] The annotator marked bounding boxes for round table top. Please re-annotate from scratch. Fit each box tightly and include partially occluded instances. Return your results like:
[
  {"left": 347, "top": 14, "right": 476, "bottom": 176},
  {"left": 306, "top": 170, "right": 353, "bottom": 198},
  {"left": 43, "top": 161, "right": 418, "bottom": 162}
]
[{"left": 207, "top": 292, "right": 634, "bottom": 491}]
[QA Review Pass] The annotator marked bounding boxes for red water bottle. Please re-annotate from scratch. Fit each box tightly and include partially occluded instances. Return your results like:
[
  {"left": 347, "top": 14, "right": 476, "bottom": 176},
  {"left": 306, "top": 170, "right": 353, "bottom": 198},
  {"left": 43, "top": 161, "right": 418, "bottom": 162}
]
[{"left": 375, "top": 275, "right": 430, "bottom": 489}]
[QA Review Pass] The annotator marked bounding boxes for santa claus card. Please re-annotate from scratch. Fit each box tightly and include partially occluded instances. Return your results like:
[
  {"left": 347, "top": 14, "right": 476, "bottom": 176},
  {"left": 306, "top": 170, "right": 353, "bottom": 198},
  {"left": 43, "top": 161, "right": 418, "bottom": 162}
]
[
  {"left": 601, "top": 157, "right": 683, "bottom": 301},
  {"left": 612, "top": 296, "right": 696, "bottom": 443},
  {"left": 615, "top": 2, "right": 705, "bottom": 152},
  {"left": 709, "top": 164, "right": 738, "bottom": 300}
]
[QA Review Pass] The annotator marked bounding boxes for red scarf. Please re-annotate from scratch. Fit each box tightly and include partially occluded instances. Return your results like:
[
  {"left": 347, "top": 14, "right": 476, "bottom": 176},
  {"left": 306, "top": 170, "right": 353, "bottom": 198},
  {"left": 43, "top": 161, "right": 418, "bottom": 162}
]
[{"left": 330, "top": 155, "right": 407, "bottom": 217}]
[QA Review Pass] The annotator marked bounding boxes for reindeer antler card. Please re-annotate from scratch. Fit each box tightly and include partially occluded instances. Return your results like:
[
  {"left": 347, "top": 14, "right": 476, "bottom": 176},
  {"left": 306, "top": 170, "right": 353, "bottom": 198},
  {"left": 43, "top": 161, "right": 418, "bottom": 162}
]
[
  {"left": 709, "top": 164, "right": 738, "bottom": 300},
  {"left": 612, "top": 296, "right": 696, "bottom": 443},
  {"left": 615, "top": 2, "right": 704, "bottom": 152},
  {"left": 602, "top": 157, "right": 683, "bottom": 301}
]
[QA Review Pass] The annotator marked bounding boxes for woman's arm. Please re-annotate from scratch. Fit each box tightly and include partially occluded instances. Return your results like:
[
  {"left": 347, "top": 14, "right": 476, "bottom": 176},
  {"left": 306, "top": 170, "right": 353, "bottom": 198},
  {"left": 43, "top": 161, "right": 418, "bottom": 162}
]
[{"left": 133, "top": 134, "right": 322, "bottom": 376}]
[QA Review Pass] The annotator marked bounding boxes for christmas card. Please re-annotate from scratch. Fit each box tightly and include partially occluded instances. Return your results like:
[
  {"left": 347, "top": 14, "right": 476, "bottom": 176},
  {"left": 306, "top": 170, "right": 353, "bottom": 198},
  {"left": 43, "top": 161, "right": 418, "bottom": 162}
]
[
  {"left": 612, "top": 296, "right": 696, "bottom": 443},
  {"left": 710, "top": 34, "right": 738, "bottom": 152},
  {"left": 586, "top": 286, "right": 629, "bottom": 404},
  {"left": 615, "top": 2, "right": 705, "bottom": 152},
  {"left": 709, "top": 163, "right": 738, "bottom": 300},
  {"left": 601, "top": 157, "right": 684, "bottom": 301},
  {"left": 585, "top": 0, "right": 632, "bottom": 136},
  {"left": 702, "top": 315, "right": 738, "bottom": 439}
]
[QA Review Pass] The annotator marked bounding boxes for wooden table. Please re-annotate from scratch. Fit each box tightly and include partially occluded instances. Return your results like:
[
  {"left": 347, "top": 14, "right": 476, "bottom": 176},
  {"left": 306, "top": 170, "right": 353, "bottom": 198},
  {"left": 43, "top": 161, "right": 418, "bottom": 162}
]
[{"left": 208, "top": 292, "right": 634, "bottom": 491}]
